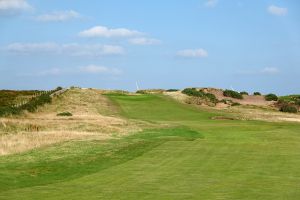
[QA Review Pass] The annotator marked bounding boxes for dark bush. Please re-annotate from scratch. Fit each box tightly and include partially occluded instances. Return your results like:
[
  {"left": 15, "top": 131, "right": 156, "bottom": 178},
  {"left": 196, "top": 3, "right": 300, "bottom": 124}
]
[
  {"left": 57, "top": 112, "right": 73, "bottom": 116},
  {"left": 136, "top": 90, "right": 147, "bottom": 94},
  {"left": 0, "top": 90, "right": 54, "bottom": 116},
  {"left": 223, "top": 90, "right": 243, "bottom": 99},
  {"left": 56, "top": 86, "right": 63, "bottom": 90},
  {"left": 253, "top": 92, "right": 261, "bottom": 96},
  {"left": 182, "top": 88, "right": 218, "bottom": 104},
  {"left": 0, "top": 106, "right": 21, "bottom": 116},
  {"left": 280, "top": 104, "right": 298, "bottom": 113},
  {"left": 296, "top": 100, "right": 300, "bottom": 106},
  {"left": 231, "top": 102, "right": 241, "bottom": 106},
  {"left": 265, "top": 93, "right": 278, "bottom": 101},
  {"left": 240, "top": 91, "right": 248, "bottom": 95},
  {"left": 166, "top": 89, "right": 179, "bottom": 92},
  {"left": 182, "top": 88, "right": 205, "bottom": 97},
  {"left": 205, "top": 93, "right": 218, "bottom": 103}
]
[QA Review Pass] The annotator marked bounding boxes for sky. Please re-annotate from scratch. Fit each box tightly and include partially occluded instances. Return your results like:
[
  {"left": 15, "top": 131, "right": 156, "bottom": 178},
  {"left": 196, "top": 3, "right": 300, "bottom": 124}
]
[{"left": 0, "top": 0, "right": 299, "bottom": 95}]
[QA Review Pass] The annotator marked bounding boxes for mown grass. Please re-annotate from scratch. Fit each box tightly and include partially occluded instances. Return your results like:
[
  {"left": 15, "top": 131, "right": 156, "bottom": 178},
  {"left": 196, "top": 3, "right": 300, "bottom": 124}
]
[{"left": 1, "top": 93, "right": 300, "bottom": 199}]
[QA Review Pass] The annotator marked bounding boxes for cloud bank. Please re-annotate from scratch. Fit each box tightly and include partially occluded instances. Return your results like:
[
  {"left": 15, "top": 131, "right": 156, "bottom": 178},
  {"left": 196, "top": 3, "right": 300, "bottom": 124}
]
[
  {"left": 128, "top": 37, "right": 161, "bottom": 45},
  {"left": 0, "top": 0, "right": 32, "bottom": 15},
  {"left": 177, "top": 48, "right": 208, "bottom": 58},
  {"left": 79, "top": 26, "right": 142, "bottom": 38},
  {"left": 5, "top": 42, "right": 124, "bottom": 56},
  {"left": 35, "top": 10, "right": 81, "bottom": 22},
  {"left": 268, "top": 5, "right": 287, "bottom": 16},
  {"left": 205, "top": 0, "right": 218, "bottom": 8},
  {"left": 20, "top": 65, "right": 122, "bottom": 77}
]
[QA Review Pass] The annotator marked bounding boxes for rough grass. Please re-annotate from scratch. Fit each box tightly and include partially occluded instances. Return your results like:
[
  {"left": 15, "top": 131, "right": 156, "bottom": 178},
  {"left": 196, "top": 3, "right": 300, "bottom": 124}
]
[
  {"left": 0, "top": 89, "right": 139, "bottom": 155},
  {"left": 1, "top": 93, "right": 300, "bottom": 199}
]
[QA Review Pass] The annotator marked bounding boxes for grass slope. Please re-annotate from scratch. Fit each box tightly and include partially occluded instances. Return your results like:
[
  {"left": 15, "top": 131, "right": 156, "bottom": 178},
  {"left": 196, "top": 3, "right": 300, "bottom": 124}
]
[{"left": 1, "top": 93, "right": 300, "bottom": 199}]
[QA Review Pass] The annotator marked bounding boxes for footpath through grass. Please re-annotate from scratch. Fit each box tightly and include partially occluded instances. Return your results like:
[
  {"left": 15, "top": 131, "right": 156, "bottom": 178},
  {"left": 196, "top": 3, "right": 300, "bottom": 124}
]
[{"left": 1, "top": 93, "right": 300, "bottom": 199}]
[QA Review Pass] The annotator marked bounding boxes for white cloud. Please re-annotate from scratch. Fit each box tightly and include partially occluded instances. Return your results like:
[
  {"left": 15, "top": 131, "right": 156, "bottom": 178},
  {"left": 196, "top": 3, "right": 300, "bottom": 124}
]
[
  {"left": 268, "top": 5, "right": 287, "bottom": 16},
  {"left": 128, "top": 37, "right": 161, "bottom": 45},
  {"left": 237, "top": 67, "right": 280, "bottom": 75},
  {"left": 35, "top": 10, "right": 80, "bottom": 22},
  {"left": 205, "top": 0, "right": 218, "bottom": 8},
  {"left": 79, "top": 65, "right": 122, "bottom": 75},
  {"left": 0, "top": 0, "right": 32, "bottom": 15},
  {"left": 5, "top": 42, "right": 124, "bottom": 56},
  {"left": 79, "top": 26, "right": 142, "bottom": 38},
  {"left": 6, "top": 42, "right": 59, "bottom": 53},
  {"left": 176, "top": 48, "right": 208, "bottom": 58},
  {"left": 261, "top": 67, "right": 279, "bottom": 75},
  {"left": 61, "top": 43, "right": 124, "bottom": 56},
  {"left": 20, "top": 65, "right": 122, "bottom": 77}
]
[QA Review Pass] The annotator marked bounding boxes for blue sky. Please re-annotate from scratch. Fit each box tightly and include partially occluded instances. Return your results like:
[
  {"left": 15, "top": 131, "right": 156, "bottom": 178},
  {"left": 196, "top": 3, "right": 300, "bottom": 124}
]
[{"left": 0, "top": 0, "right": 299, "bottom": 95}]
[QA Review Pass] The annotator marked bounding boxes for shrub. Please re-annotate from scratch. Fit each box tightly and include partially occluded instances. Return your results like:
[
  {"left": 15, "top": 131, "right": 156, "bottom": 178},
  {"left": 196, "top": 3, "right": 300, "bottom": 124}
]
[
  {"left": 182, "top": 88, "right": 218, "bottom": 104},
  {"left": 56, "top": 86, "right": 63, "bottom": 90},
  {"left": 182, "top": 88, "right": 204, "bottom": 97},
  {"left": 166, "top": 89, "right": 179, "bottom": 92},
  {"left": 205, "top": 93, "right": 218, "bottom": 103},
  {"left": 296, "top": 100, "right": 300, "bottom": 106},
  {"left": 280, "top": 104, "right": 298, "bottom": 113},
  {"left": 223, "top": 90, "right": 243, "bottom": 99},
  {"left": 240, "top": 91, "right": 248, "bottom": 95},
  {"left": 265, "top": 93, "right": 278, "bottom": 101},
  {"left": 136, "top": 90, "right": 147, "bottom": 94},
  {"left": 57, "top": 112, "right": 73, "bottom": 116},
  {"left": 253, "top": 92, "right": 261, "bottom": 96},
  {"left": 231, "top": 102, "right": 241, "bottom": 106}
]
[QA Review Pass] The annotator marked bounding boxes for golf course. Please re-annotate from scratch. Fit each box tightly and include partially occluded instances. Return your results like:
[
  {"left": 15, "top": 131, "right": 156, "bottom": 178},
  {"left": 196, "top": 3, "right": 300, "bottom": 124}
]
[{"left": 1, "top": 91, "right": 299, "bottom": 199}]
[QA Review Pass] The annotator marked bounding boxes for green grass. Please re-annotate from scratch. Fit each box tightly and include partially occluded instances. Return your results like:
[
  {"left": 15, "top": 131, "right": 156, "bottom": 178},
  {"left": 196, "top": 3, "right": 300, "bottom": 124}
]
[{"left": 1, "top": 93, "right": 300, "bottom": 199}]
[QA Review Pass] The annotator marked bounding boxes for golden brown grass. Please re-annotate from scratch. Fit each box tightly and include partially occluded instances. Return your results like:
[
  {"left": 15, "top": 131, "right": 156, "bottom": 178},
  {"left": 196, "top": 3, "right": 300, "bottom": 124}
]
[{"left": 0, "top": 88, "right": 142, "bottom": 155}]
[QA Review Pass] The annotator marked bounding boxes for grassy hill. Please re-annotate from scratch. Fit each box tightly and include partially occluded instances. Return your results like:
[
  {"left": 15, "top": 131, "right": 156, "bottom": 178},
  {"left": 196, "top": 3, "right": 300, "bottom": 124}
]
[{"left": 1, "top": 91, "right": 300, "bottom": 199}]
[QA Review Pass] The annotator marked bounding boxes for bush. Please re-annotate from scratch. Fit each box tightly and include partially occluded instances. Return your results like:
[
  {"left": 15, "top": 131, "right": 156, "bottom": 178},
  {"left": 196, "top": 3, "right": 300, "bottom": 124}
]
[
  {"left": 280, "top": 104, "right": 298, "bottom": 113},
  {"left": 296, "top": 100, "right": 300, "bottom": 106},
  {"left": 182, "top": 88, "right": 218, "bottom": 104},
  {"left": 57, "top": 112, "right": 73, "bottom": 116},
  {"left": 253, "top": 92, "right": 261, "bottom": 96},
  {"left": 240, "top": 91, "right": 248, "bottom": 95},
  {"left": 205, "top": 93, "right": 218, "bottom": 104},
  {"left": 166, "top": 89, "right": 179, "bottom": 92},
  {"left": 231, "top": 102, "right": 241, "bottom": 106},
  {"left": 182, "top": 88, "right": 204, "bottom": 97},
  {"left": 265, "top": 93, "right": 278, "bottom": 101},
  {"left": 136, "top": 90, "right": 147, "bottom": 94},
  {"left": 223, "top": 90, "right": 243, "bottom": 99}
]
